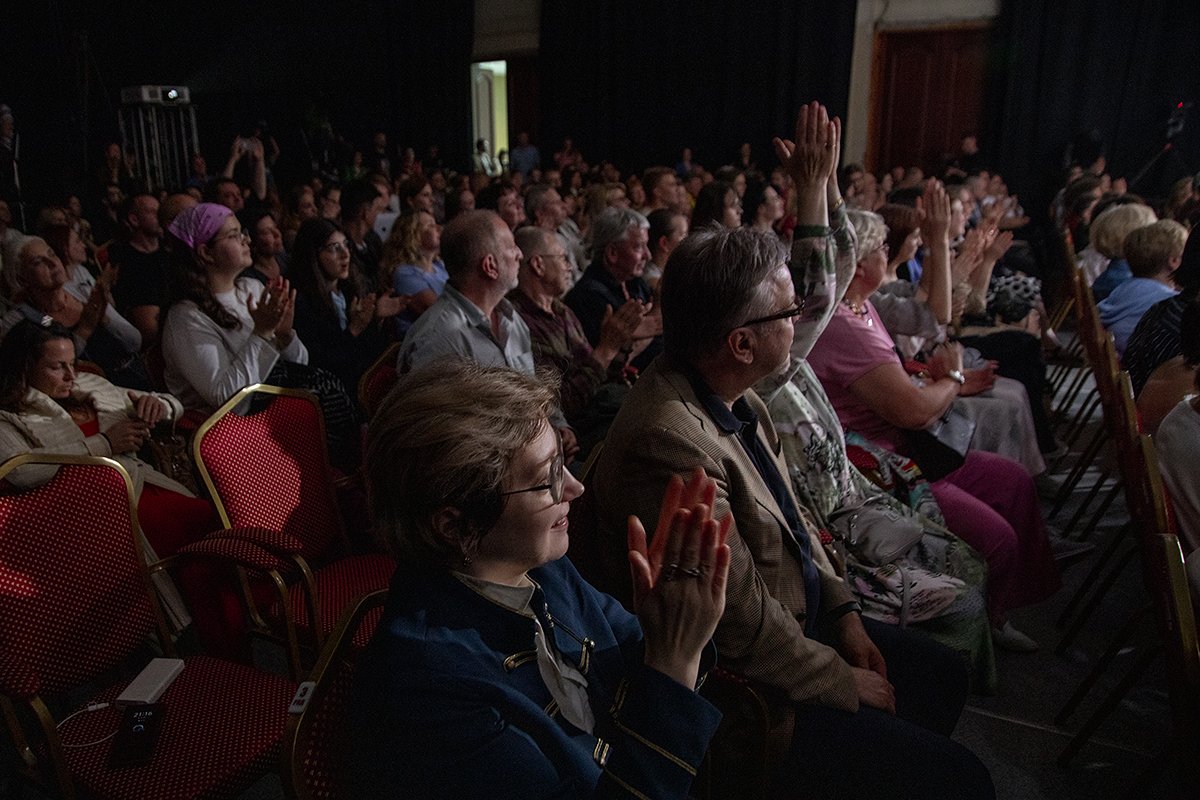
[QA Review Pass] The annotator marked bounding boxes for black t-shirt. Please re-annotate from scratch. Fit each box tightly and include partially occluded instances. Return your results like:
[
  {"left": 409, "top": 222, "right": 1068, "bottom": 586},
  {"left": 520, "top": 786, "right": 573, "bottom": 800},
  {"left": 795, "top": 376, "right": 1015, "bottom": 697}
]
[{"left": 108, "top": 241, "right": 170, "bottom": 313}]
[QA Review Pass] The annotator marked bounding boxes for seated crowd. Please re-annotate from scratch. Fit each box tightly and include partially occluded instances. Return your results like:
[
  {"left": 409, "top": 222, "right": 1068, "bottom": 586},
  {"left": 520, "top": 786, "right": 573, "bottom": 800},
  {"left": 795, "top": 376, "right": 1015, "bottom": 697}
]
[{"left": 2, "top": 96, "right": 1197, "bottom": 799}]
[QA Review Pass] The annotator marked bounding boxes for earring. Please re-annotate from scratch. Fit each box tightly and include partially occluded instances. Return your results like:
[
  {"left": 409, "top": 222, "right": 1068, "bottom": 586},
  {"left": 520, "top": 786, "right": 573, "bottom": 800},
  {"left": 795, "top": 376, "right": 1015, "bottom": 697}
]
[{"left": 461, "top": 554, "right": 473, "bottom": 567}]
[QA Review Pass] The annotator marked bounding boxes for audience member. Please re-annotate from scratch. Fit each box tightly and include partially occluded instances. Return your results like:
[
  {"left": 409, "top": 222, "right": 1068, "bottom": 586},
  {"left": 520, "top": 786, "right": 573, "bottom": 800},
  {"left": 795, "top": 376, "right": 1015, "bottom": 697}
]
[
  {"left": 1155, "top": 299, "right": 1200, "bottom": 549},
  {"left": 525, "top": 183, "right": 580, "bottom": 282},
  {"left": 564, "top": 207, "right": 661, "bottom": 371},
  {"left": 509, "top": 226, "right": 643, "bottom": 453},
  {"left": 1089, "top": 203, "right": 1158, "bottom": 301},
  {"left": 340, "top": 179, "right": 385, "bottom": 295},
  {"left": 690, "top": 180, "right": 741, "bottom": 231},
  {"left": 593, "top": 102, "right": 994, "bottom": 800},
  {"left": 643, "top": 208, "right": 688, "bottom": 289},
  {"left": 349, "top": 360, "right": 726, "bottom": 797},
  {"left": 1099, "top": 220, "right": 1186, "bottom": 357},
  {"left": 1, "top": 235, "right": 149, "bottom": 389},
  {"left": 807, "top": 204, "right": 1059, "bottom": 651},
  {"left": 107, "top": 192, "right": 169, "bottom": 344},
  {"left": 290, "top": 218, "right": 402, "bottom": 397},
  {"left": 0, "top": 320, "right": 222, "bottom": 645},
  {"left": 236, "top": 208, "right": 288, "bottom": 285},
  {"left": 1126, "top": 227, "right": 1200, "bottom": 394},
  {"left": 381, "top": 210, "right": 446, "bottom": 335},
  {"left": 508, "top": 131, "right": 540, "bottom": 177},
  {"left": 475, "top": 179, "right": 525, "bottom": 231}
]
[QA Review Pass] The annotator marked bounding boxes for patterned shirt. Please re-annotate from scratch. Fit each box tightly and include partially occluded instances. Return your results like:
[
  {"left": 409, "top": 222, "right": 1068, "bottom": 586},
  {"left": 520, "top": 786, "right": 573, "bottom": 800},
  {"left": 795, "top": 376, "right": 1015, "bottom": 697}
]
[
  {"left": 507, "top": 289, "right": 612, "bottom": 422},
  {"left": 1125, "top": 293, "right": 1190, "bottom": 395}
]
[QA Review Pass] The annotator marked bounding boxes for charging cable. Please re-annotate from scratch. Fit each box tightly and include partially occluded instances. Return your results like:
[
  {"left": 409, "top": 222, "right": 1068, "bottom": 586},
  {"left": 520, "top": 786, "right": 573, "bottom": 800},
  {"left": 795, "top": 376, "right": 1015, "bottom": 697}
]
[{"left": 57, "top": 702, "right": 117, "bottom": 748}]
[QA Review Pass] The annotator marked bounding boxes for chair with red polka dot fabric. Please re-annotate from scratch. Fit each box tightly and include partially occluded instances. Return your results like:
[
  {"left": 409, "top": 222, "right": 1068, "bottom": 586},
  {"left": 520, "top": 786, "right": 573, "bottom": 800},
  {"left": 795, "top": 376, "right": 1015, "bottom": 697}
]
[
  {"left": 192, "top": 385, "right": 393, "bottom": 669},
  {"left": 281, "top": 589, "right": 385, "bottom": 800},
  {"left": 0, "top": 453, "right": 296, "bottom": 799}
]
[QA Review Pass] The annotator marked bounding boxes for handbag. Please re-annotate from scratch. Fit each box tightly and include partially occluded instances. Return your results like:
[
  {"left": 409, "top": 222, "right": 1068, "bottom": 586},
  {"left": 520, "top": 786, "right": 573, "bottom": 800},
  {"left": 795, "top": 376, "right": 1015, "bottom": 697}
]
[
  {"left": 826, "top": 495, "right": 966, "bottom": 627},
  {"left": 901, "top": 401, "right": 975, "bottom": 482}
]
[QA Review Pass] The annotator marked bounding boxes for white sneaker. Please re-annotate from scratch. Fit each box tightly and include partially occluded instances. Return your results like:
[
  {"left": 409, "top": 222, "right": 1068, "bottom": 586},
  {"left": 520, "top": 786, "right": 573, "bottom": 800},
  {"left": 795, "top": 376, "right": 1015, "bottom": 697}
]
[{"left": 992, "top": 621, "right": 1040, "bottom": 653}]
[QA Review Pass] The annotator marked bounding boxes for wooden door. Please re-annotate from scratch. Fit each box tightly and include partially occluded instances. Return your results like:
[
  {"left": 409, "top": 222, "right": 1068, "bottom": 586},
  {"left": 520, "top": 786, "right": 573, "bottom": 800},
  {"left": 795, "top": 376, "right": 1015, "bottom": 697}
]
[{"left": 869, "top": 24, "right": 990, "bottom": 176}]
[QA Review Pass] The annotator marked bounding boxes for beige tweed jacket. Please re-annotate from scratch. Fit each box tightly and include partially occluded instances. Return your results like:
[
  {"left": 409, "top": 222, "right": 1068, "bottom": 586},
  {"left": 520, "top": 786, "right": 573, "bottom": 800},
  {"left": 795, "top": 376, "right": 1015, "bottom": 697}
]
[{"left": 591, "top": 357, "right": 859, "bottom": 712}]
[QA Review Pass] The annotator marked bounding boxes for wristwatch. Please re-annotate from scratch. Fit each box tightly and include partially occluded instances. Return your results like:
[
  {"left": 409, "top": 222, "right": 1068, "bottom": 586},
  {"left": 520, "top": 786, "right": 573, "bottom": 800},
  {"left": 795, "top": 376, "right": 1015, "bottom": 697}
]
[{"left": 947, "top": 369, "right": 966, "bottom": 385}]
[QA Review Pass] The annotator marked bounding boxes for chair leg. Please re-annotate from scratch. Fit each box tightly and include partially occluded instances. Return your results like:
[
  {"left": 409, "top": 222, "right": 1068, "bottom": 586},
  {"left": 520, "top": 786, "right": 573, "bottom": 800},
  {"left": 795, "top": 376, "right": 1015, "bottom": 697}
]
[
  {"left": 1071, "top": 479, "right": 1124, "bottom": 543},
  {"left": 1050, "top": 431, "right": 1107, "bottom": 519},
  {"left": 1060, "top": 466, "right": 1116, "bottom": 539},
  {"left": 1056, "top": 542, "right": 1139, "bottom": 655},
  {"left": 1056, "top": 605, "right": 1151, "bottom": 725},
  {"left": 1054, "top": 369, "right": 1092, "bottom": 422},
  {"left": 1056, "top": 524, "right": 1131, "bottom": 629},
  {"left": 1056, "top": 644, "right": 1160, "bottom": 767},
  {"left": 1058, "top": 389, "right": 1101, "bottom": 450}
]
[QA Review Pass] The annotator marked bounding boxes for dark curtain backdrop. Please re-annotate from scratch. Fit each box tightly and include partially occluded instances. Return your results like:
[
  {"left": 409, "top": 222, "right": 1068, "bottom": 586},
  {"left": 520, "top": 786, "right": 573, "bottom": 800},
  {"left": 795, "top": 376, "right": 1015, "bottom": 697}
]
[
  {"left": 984, "top": 0, "right": 1200, "bottom": 216},
  {"left": 0, "top": 0, "right": 474, "bottom": 208},
  {"left": 538, "top": 0, "right": 857, "bottom": 175}
]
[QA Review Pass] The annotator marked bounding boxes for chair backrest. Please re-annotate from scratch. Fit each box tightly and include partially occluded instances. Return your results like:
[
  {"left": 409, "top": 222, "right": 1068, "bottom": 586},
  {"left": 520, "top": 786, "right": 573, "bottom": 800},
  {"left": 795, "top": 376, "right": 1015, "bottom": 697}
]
[
  {"left": 1145, "top": 534, "right": 1200, "bottom": 763},
  {"left": 0, "top": 456, "right": 168, "bottom": 696},
  {"left": 194, "top": 385, "right": 343, "bottom": 559},
  {"left": 357, "top": 341, "right": 401, "bottom": 419},
  {"left": 282, "top": 590, "right": 387, "bottom": 800}
]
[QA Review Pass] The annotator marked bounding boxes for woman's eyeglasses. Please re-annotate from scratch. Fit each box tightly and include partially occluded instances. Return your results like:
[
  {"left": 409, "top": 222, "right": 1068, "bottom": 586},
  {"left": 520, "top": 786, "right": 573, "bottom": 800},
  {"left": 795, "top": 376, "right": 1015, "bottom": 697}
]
[
  {"left": 213, "top": 228, "right": 250, "bottom": 244},
  {"left": 322, "top": 240, "right": 350, "bottom": 254},
  {"left": 501, "top": 432, "right": 565, "bottom": 504}
]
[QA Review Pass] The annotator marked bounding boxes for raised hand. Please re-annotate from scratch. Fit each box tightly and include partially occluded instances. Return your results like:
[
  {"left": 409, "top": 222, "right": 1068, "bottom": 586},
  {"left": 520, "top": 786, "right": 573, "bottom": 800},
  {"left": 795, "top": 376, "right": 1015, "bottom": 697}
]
[
  {"left": 773, "top": 101, "right": 837, "bottom": 190},
  {"left": 919, "top": 179, "right": 951, "bottom": 242}
]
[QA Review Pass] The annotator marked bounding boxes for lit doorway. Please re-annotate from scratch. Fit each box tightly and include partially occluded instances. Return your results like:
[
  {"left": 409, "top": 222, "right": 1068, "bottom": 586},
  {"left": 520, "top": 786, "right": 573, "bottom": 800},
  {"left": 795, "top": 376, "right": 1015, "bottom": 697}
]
[{"left": 471, "top": 60, "right": 508, "bottom": 170}]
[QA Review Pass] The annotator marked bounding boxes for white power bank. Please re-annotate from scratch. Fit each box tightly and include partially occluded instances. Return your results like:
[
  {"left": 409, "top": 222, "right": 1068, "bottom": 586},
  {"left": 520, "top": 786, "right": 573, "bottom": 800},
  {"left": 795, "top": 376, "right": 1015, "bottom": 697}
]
[{"left": 116, "top": 658, "right": 185, "bottom": 705}]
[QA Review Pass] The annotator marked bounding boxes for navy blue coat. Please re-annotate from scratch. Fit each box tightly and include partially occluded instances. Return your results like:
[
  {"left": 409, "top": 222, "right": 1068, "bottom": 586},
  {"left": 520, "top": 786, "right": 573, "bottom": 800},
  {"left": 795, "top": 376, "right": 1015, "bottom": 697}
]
[{"left": 347, "top": 557, "right": 721, "bottom": 799}]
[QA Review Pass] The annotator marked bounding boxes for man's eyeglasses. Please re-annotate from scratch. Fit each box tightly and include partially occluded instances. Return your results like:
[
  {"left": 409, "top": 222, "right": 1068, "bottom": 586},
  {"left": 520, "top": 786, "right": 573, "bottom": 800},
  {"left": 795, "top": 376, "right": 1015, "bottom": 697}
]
[
  {"left": 737, "top": 296, "right": 807, "bottom": 328},
  {"left": 500, "top": 431, "right": 565, "bottom": 504}
]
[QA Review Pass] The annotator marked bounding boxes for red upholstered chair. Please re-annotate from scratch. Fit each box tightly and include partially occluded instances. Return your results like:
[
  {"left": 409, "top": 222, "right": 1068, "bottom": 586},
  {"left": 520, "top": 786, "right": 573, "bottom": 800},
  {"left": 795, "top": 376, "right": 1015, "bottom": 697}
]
[
  {"left": 0, "top": 454, "right": 296, "bottom": 799},
  {"left": 192, "top": 384, "right": 393, "bottom": 670},
  {"left": 357, "top": 341, "right": 401, "bottom": 419},
  {"left": 282, "top": 590, "right": 387, "bottom": 800}
]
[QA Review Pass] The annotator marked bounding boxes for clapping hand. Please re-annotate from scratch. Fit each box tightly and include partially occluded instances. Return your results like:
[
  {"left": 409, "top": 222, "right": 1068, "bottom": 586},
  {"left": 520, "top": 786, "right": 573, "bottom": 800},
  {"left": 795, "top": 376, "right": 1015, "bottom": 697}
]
[
  {"left": 918, "top": 179, "right": 951, "bottom": 242},
  {"left": 628, "top": 469, "right": 731, "bottom": 690},
  {"left": 773, "top": 101, "right": 839, "bottom": 190}
]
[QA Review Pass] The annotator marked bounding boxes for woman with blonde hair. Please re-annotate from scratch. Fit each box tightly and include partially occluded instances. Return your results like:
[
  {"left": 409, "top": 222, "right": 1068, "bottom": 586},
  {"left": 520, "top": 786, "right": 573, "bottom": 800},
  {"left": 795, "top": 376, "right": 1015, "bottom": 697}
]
[{"left": 381, "top": 210, "right": 445, "bottom": 335}]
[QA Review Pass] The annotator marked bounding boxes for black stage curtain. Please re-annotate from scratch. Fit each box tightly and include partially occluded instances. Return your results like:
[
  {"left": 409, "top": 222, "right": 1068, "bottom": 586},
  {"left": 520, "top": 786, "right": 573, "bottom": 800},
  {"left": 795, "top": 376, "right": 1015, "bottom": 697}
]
[
  {"left": 0, "top": 0, "right": 474, "bottom": 208},
  {"left": 537, "top": 0, "right": 857, "bottom": 175},
  {"left": 984, "top": 0, "right": 1200, "bottom": 216}
]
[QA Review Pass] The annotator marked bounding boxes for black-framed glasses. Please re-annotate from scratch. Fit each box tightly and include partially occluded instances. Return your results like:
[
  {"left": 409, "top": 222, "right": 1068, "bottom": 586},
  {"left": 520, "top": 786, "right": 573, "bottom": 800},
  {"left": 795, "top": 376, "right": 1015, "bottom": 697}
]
[
  {"left": 737, "top": 295, "right": 806, "bottom": 328},
  {"left": 322, "top": 239, "right": 350, "bottom": 254},
  {"left": 500, "top": 431, "right": 565, "bottom": 503}
]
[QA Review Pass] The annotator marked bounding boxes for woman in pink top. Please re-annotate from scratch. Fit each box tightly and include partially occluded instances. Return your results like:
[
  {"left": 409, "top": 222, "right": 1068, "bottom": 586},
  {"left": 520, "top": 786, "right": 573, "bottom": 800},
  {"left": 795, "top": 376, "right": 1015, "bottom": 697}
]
[{"left": 808, "top": 210, "right": 1059, "bottom": 652}]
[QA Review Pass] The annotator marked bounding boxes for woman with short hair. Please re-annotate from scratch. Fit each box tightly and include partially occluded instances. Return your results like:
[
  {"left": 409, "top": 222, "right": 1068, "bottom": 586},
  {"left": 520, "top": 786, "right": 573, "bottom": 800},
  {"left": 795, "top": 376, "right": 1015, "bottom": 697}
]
[{"left": 350, "top": 359, "right": 729, "bottom": 798}]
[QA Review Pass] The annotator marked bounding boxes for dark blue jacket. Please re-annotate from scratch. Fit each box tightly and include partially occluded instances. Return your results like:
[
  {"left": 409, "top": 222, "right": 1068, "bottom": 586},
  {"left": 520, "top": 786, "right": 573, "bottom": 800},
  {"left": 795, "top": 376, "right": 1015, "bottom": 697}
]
[{"left": 347, "top": 557, "right": 720, "bottom": 799}]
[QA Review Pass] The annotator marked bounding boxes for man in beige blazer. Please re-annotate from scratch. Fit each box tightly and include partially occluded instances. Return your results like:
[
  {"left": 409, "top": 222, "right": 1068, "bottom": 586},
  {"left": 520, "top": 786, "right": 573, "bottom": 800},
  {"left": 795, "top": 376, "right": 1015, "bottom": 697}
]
[{"left": 591, "top": 103, "right": 994, "bottom": 799}]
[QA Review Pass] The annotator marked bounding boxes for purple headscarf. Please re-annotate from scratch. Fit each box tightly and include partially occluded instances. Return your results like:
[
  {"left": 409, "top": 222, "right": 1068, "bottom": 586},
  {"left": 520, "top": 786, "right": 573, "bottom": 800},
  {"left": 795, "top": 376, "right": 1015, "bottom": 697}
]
[{"left": 168, "top": 202, "right": 233, "bottom": 250}]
